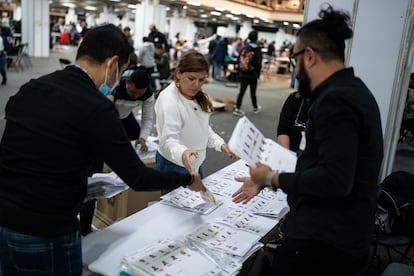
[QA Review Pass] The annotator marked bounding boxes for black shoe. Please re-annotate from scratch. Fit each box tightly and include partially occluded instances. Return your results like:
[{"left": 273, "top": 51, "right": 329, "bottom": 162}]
[{"left": 1, "top": 78, "right": 6, "bottom": 85}]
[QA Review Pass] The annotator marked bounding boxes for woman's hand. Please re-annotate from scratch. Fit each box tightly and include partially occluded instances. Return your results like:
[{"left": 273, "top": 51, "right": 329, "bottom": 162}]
[
  {"left": 182, "top": 149, "right": 199, "bottom": 173},
  {"left": 220, "top": 144, "right": 239, "bottom": 160}
]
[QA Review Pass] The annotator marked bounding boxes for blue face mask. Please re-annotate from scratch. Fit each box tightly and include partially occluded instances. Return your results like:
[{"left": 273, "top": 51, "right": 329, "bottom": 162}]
[{"left": 99, "top": 62, "right": 119, "bottom": 96}]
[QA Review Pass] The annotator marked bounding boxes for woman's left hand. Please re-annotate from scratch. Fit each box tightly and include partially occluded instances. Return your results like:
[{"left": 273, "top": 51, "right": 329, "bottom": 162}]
[{"left": 221, "top": 144, "right": 239, "bottom": 160}]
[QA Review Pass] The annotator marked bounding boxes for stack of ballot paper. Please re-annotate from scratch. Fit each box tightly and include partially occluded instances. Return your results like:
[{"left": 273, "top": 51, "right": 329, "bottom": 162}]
[
  {"left": 160, "top": 187, "right": 222, "bottom": 215},
  {"left": 87, "top": 171, "right": 128, "bottom": 199},
  {"left": 120, "top": 239, "right": 222, "bottom": 276},
  {"left": 228, "top": 117, "right": 297, "bottom": 172},
  {"left": 131, "top": 137, "right": 158, "bottom": 161}
]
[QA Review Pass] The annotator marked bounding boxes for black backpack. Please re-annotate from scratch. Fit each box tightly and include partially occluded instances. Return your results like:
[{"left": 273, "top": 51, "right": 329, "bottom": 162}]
[{"left": 377, "top": 171, "right": 414, "bottom": 235}]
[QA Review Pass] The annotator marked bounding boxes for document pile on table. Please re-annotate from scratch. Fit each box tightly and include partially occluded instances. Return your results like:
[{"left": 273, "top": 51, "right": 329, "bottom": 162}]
[
  {"left": 87, "top": 171, "right": 128, "bottom": 199},
  {"left": 131, "top": 137, "right": 158, "bottom": 161},
  {"left": 160, "top": 186, "right": 222, "bottom": 215},
  {"left": 120, "top": 239, "right": 222, "bottom": 276}
]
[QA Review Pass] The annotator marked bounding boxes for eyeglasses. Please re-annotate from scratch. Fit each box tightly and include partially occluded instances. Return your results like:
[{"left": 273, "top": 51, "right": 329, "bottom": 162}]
[
  {"left": 289, "top": 49, "right": 306, "bottom": 68},
  {"left": 289, "top": 48, "right": 317, "bottom": 68}
]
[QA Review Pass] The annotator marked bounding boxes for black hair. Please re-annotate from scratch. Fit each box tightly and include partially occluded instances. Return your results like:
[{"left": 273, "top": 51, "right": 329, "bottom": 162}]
[
  {"left": 296, "top": 4, "right": 353, "bottom": 62},
  {"left": 129, "top": 70, "right": 150, "bottom": 89},
  {"left": 76, "top": 24, "right": 133, "bottom": 67},
  {"left": 248, "top": 31, "right": 258, "bottom": 43}
]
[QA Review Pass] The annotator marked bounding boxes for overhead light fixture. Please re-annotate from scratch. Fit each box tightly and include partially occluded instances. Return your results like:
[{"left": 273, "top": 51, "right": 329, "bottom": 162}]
[
  {"left": 283, "top": 21, "right": 289, "bottom": 25},
  {"left": 109, "top": 0, "right": 121, "bottom": 2},
  {"left": 62, "top": 3, "right": 76, "bottom": 8},
  {"left": 85, "top": 6, "right": 97, "bottom": 11},
  {"left": 187, "top": 1, "right": 201, "bottom": 6},
  {"left": 201, "top": 14, "right": 208, "bottom": 18},
  {"left": 210, "top": 11, "right": 221, "bottom": 16},
  {"left": 128, "top": 4, "right": 137, "bottom": 9},
  {"left": 246, "top": 14, "right": 254, "bottom": 18},
  {"left": 253, "top": 19, "right": 259, "bottom": 23},
  {"left": 231, "top": 11, "right": 240, "bottom": 15},
  {"left": 215, "top": 7, "right": 225, "bottom": 12},
  {"left": 293, "top": 23, "right": 301, "bottom": 28},
  {"left": 225, "top": 14, "right": 233, "bottom": 18}
]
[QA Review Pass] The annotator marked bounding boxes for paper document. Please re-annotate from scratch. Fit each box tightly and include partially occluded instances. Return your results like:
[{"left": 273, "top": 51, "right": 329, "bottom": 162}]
[
  {"left": 87, "top": 172, "right": 128, "bottom": 199},
  {"left": 160, "top": 187, "right": 222, "bottom": 215},
  {"left": 120, "top": 239, "right": 221, "bottom": 276},
  {"left": 228, "top": 117, "right": 297, "bottom": 172}
]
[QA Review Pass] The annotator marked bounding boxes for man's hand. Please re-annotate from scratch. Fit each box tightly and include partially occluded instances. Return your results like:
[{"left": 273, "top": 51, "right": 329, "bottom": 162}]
[
  {"left": 250, "top": 162, "right": 272, "bottom": 185},
  {"left": 135, "top": 138, "right": 148, "bottom": 152},
  {"left": 182, "top": 149, "right": 198, "bottom": 173},
  {"left": 187, "top": 173, "right": 206, "bottom": 192},
  {"left": 232, "top": 177, "right": 262, "bottom": 204}
]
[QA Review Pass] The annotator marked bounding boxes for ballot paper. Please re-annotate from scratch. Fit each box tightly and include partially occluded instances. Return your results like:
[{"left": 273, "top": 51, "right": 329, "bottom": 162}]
[
  {"left": 200, "top": 189, "right": 218, "bottom": 206},
  {"left": 160, "top": 186, "right": 222, "bottom": 215},
  {"left": 228, "top": 117, "right": 297, "bottom": 172},
  {"left": 186, "top": 222, "right": 262, "bottom": 258},
  {"left": 87, "top": 172, "right": 128, "bottom": 199},
  {"left": 131, "top": 137, "right": 158, "bottom": 161},
  {"left": 120, "top": 239, "right": 221, "bottom": 276}
]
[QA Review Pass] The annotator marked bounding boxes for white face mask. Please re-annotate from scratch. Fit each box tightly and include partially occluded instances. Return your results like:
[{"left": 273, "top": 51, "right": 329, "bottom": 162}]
[{"left": 99, "top": 62, "right": 119, "bottom": 96}]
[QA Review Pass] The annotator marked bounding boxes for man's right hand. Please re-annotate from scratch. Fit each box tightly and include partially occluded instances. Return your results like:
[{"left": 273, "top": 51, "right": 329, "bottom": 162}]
[{"left": 187, "top": 173, "right": 206, "bottom": 192}]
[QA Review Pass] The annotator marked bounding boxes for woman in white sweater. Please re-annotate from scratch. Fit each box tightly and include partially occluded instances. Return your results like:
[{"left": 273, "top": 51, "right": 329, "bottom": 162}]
[{"left": 155, "top": 50, "right": 236, "bottom": 194}]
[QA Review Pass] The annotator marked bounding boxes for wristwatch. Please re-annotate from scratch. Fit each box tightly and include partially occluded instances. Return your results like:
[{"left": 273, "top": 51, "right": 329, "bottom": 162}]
[{"left": 264, "top": 171, "right": 278, "bottom": 189}]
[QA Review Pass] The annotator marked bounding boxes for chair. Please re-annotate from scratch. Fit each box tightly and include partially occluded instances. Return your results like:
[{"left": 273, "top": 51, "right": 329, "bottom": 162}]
[{"left": 381, "top": 262, "right": 414, "bottom": 276}]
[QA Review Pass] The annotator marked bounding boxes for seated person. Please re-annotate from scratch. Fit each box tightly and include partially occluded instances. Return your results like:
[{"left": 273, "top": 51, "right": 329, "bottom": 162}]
[{"left": 109, "top": 69, "right": 154, "bottom": 151}]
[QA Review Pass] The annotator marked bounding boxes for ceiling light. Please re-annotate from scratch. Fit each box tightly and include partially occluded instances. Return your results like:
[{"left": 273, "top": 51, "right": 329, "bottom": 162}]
[
  {"left": 225, "top": 14, "right": 233, "bottom": 18},
  {"left": 254, "top": 19, "right": 259, "bottom": 23},
  {"left": 62, "top": 3, "right": 76, "bottom": 8},
  {"left": 128, "top": 4, "right": 137, "bottom": 9},
  {"left": 283, "top": 21, "right": 289, "bottom": 25},
  {"left": 293, "top": 23, "right": 301, "bottom": 28},
  {"left": 215, "top": 7, "right": 225, "bottom": 12},
  {"left": 85, "top": 6, "right": 97, "bottom": 11},
  {"left": 210, "top": 11, "right": 221, "bottom": 16},
  {"left": 187, "top": 1, "right": 201, "bottom": 6},
  {"left": 231, "top": 11, "right": 240, "bottom": 15},
  {"left": 246, "top": 14, "right": 254, "bottom": 18},
  {"left": 201, "top": 14, "right": 208, "bottom": 18}
]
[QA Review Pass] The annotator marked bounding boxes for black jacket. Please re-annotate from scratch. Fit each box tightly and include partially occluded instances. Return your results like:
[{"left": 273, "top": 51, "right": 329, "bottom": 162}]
[
  {"left": 279, "top": 68, "right": 384, "bottom": 257},
  {"left": 0, "top": 65, "right": 191, "bottom": 237}
]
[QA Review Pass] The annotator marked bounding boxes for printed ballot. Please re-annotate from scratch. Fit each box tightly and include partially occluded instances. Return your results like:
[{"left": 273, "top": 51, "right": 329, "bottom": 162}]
[{"left": 228, "top": 117, "right": 297, "bottom": 172}]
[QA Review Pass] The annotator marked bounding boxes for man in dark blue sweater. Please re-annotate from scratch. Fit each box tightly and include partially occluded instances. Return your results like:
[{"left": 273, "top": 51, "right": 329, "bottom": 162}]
[
  {"left": 0, "top": 24, "right": 205, "bottom": 275},
  {"left": 233, "top": 5, "right": 383, "bottom": 276}
]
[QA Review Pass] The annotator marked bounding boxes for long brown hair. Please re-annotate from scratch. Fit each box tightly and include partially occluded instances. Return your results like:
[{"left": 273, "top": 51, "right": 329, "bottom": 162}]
[{"left": 174, "top": 50, "right": 214, "bottom": 113}]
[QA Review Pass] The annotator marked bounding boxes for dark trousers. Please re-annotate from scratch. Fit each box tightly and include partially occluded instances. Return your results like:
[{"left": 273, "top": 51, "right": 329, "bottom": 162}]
[
  {"left": 121, "top": 112, "right": 141, "bottom": 141},
  {"left": 272, "top": 238, "right": 368, "bottom": 276},
  {"left": 236, "top": 77, "right": 258, "bottom": 109}
]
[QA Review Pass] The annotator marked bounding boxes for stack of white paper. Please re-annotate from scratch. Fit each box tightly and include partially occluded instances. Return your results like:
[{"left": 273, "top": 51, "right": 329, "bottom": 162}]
[
  {"left": 131, "top": 138, "right": 158, "bottom": 161},
  {"left": 87, "top": 172, "right": 128, "bottom": 199},
  {"left": 160, "top": 186, "right": 222, "bottom": 215},
  {"left": 120, "top": 239, "right": 221, "bottom": 276}
]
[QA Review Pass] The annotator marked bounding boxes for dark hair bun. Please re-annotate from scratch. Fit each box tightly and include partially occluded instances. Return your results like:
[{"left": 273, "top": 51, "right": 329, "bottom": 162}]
[{"left": 319, "top": 4, "right": 353, "bottom": 41}]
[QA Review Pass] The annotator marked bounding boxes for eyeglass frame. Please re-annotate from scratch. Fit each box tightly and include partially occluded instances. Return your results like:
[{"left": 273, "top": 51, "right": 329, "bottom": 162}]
[{"left": 289, "top": 47, "right": 317, "bottom": 68}]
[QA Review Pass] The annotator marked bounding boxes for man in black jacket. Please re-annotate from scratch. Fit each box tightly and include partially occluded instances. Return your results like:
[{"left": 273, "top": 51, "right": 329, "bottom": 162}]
[
  {"left": 233, "top": 5, "right": 383, "bottom": 276},
  {"left": 0, "top": 24, "right": 205, "bottom": 275}
]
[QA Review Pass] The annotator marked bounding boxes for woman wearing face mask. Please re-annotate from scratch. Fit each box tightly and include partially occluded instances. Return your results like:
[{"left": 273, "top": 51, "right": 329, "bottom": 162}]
[{"left": 155, "top": 50, "right": 237, "bottom": 194}]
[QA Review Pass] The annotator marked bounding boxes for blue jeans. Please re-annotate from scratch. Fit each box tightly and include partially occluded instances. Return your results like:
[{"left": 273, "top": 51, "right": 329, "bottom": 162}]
[
  {"left": 0, "top": 226, "right": 82, "bottom": 276},
  {"left": 156, "top": 151, "right": 203, "bottom": 195}
]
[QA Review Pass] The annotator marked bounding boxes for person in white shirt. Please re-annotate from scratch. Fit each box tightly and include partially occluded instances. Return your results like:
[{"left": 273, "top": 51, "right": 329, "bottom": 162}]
[
  {"left": 109, "top": 69, "right": 154, "bottom": 151},
  {"left": 155, "top": 50, "right": 237, "bottom": 194}
]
